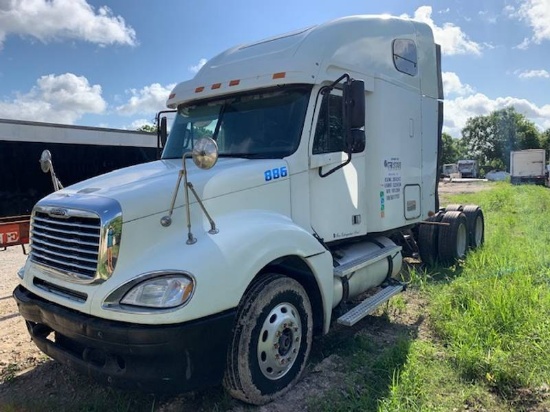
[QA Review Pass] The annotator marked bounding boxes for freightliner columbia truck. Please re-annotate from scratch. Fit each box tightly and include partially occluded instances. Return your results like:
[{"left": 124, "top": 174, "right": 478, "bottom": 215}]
[{"left": 14, "top": 15, "right": 485, "bottom": 405}]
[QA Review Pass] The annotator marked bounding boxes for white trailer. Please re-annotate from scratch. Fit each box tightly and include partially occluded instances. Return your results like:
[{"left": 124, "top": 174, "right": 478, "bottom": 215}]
[
  {"left": 14, "top": 15, "right": 484, "bottom": 405},
  {"left": 510, "top": 149, "right": 546, "bottom": 186}
]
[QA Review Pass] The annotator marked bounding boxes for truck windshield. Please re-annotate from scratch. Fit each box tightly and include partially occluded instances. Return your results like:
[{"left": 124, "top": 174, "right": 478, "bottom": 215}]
[{"left": 162, "top": 86, "right": 311, "bottom": 159}]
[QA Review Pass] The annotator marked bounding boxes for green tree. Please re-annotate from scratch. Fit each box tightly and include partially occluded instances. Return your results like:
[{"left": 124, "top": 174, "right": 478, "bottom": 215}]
[
  {"left": 440, "top": 132, "right": 465, "bottom": 165},
  {"left": 461, "top": 112, "right": 500, "bottom": 167},
  {"left": 517, "top": 119, "right": 540, "bottom": 150},
  {"left": 137, "top": 124, "right": 156, "bottom": 133},
  {"left": 461, "top": 107, "right": 540, "bottom": 171},
  {"left": 539, "top": 129, "right": 550, "bottom": 161}
]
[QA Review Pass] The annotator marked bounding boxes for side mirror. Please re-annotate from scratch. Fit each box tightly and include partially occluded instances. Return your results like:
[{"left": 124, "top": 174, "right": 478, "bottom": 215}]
[
  {"left": 39, "top": 150, "right": 52, "bottom": 173},
  {"left": 349, "top": 129, "right": 366, "bottom": 153},
  {"left": 160, "top": 117, "right": 168, "bottom": 147},
  {"left": 39, "top": 149, "right": 63, "bottom": 191},
  {"left": 343, "top": 79, "right": 365, "bottom": 129},
  {"left": 192, "top": 137, "right": 218, "bottom": 170}
]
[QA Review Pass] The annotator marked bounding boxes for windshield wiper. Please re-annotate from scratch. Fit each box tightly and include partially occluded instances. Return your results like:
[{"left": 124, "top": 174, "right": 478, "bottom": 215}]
[{"left": 212, "top": 103, "right": 227, "bottom": 141}]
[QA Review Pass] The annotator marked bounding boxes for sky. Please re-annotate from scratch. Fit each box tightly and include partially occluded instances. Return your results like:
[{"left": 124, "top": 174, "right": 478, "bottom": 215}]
[{"left": 0, "top": 0, "right": 549, "bottom": 138}]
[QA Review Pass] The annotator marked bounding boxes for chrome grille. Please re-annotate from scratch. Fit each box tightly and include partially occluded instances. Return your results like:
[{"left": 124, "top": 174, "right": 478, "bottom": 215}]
[{"left": 30, "top": 210, "right": 101, "bottom": 279}]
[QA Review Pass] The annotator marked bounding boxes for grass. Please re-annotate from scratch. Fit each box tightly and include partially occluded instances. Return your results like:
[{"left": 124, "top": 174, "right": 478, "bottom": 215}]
[
  {"left": 431, "top": 184, "right": 550, "bottom": 398},
  {"left": 310, "top": 182, "right": 550, "bottom": 411},
  {"left": 1, "top": 363, "right": 20, "bottom": 383}
]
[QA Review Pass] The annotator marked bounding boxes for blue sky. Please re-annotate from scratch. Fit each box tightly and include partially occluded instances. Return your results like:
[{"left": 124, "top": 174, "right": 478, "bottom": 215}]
[{"left": 0, "top": 0, "right": 549, "bottom": 137}]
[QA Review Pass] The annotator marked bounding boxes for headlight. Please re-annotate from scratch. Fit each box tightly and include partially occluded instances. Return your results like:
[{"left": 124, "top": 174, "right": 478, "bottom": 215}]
[{"left": 120, "top": 275, "right": 194, "bottom": 308}]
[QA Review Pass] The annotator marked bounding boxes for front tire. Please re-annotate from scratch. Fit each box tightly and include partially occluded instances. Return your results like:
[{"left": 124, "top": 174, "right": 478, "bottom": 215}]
[{"left": 224, "top": 274, "right": 313, "bottom": 405}]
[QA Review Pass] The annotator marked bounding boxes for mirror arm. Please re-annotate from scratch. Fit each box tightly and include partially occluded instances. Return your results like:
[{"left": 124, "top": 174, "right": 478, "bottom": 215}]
[
  {"left": 160, "top": 164, "right": 186, "bottom": 228},
  {"left": 187, "top": 182, "right": 218, "bottom": 234},
  {"left": 160, "top": 152, "right": 197, "bottom": 244},
  {"left": 160, "top": 137, "right": 219, "bottom": 242},
  {"left": 181, "top": 154, "right": 197, "bottom": 245},
  {"left": 50, "top": 166, "right": 63, "bottom": 191},
  {"left": 327, "top": 73, "right": 351, "bottom": 91},
  {"left": 318, "top": 152, "right": 352, "bottom": 178}
]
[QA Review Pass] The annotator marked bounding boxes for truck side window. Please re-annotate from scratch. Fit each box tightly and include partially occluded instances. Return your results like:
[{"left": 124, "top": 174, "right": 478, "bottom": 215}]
[
  {"left": 393, "top": 39, "right": 417, "bottom": 76},
  {"left": 312, "top": 93, "right": 344, "bottom": 154}
]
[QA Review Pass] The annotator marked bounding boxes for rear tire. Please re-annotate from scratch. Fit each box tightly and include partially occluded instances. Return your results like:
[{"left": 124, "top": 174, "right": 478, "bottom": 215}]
[
  {"left": 418, "top": 213, "right": 443, "bottom": 267},
  {"left": 438, "top": 211, "right": 468, "bottom": 265},
  {"left": 223, "top": 274, "right": 313, "bottom": 405},
  {"left": 462, "top": 205, "right": 484, "bottom": 249},
  {"left": 445, "top": 204, "right": 463, "bottom": 212}
]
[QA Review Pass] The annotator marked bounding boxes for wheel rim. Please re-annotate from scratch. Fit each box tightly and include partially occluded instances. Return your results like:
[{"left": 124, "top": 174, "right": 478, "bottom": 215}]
[
  {"left": 257, "top": 302, "right": 301, "bottom": 380},
  {"left": 474, "top": 216, "right": 483, "bottom": 246},
  {"left": 456, "top": 222, "right": 467, "bottom": 257}
]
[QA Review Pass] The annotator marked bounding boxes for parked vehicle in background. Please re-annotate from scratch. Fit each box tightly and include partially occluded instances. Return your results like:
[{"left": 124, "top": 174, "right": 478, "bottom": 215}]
[
  {"left": 510, "top": 149, "right": 546, "bottom": 186},
  {"left": 14, "top": 15, "right": 485, "bottom": 405},
  {"left": 485, "top": 170, "right": 509, "bottom": 181},
  {"left": 442, "top": 163, "right": 458, "bottom": 178},
  {"left": 457, "top": 159, "right": 478, "bottom": 178}
]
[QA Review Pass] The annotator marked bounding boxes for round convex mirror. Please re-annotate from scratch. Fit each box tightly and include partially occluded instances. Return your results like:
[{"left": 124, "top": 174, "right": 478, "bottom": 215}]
[
  {"left": 39, "top": 150, "right": 53, "bottom": 173},
  {"left": 192, "top": 137, "right": 219, "bottom": 170}
]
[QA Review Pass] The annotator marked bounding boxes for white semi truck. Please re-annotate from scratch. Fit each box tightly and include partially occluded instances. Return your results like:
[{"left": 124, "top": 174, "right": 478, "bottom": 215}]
[
  {"left": 14, "top": 15, "right": 484, "bottom": 405},
  {"left": 457, "top": 159, "right": 478, "bottom": 178}
]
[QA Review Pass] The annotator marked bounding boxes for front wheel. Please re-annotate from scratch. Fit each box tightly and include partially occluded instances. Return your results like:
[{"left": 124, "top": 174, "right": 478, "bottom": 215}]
[{"left": 223, "top": 274, "right": 313, "bottom": 405}]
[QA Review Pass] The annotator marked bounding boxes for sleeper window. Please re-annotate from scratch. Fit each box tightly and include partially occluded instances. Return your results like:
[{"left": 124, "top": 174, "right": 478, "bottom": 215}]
[{"left": 393, "top": 39, "right": 417, "bottom": 76}]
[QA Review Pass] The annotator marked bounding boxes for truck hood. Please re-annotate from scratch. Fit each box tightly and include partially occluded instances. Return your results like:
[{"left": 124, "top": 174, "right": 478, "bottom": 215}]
[{"left": 43, "top": 158, "right": 289, "bottom": 222}]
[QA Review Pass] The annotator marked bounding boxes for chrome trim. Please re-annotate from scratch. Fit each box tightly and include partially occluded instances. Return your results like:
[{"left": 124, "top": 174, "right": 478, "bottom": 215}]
[
  {"left": 102, "top": 270, "right": 196, "bottom": 314},
  {"left": 29, "top": 196, "right": 123, "bottom": 284},
  {"left": 97, "top": 214, "right": 122, "bottom": 281},
  {"left": 48, "top": 207, "right": 70, "bottom": 219},
  {"left": 33, "top": 277, "right": 88, "bottom": 303}
]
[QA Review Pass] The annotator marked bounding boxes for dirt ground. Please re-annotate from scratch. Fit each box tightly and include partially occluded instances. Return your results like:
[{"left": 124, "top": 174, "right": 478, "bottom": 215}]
[
  {"left": 0, "top": 180, "right": 494, "bottom": 411},
  {"left": 438, "top": 178, "right": 494, "bottom": 195}
]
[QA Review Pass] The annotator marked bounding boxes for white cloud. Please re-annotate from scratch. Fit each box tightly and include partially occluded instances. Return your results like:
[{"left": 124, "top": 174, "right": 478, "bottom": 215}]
[
  {"left": 189, "top": 58, "right": 207, "bottom": 74},
  {"left": 442, "top": 72, "right": 475, "bottom": 96},
  {"left": 444, "top": 92, "right": 550, "bottom": 137},
  {"left": 517, "top": 0, "right": 550, "bottom": 45},
  {"left": 478, "top": 10, "right": 498, "bottom": 24},
  {"left": 442, "top": 72, "right": 550, "bottom": 136},
  {"left": 515, "top": 37, "right": 532, "bottom": 49},
  {"left": 0, "top": 73, "right": 106, "bottom": 123},
  {"left": 116, "top": 83, "right": 176, "bottom": 115},
  {"left": 0, "top": 0, "right": 136, "bottom": 49},
  {"left": 129, "top": 118, "right": 153, "bottom": 129},
  {"left": 516, "top": 69, "right": 550, "bottom": 79},
  {"left": 402, "top": 6, "right": 482, "bottom": 56}
]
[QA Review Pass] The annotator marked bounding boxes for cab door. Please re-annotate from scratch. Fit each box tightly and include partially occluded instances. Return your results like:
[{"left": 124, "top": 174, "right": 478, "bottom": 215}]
[{"left": 308, "top": 90, "right": 367, "bottom": 243}]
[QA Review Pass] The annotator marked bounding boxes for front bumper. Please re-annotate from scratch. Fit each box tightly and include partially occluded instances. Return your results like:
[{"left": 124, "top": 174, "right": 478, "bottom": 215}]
[{"left": 13, "top": 285, "right": 236, "bottom": 393}]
